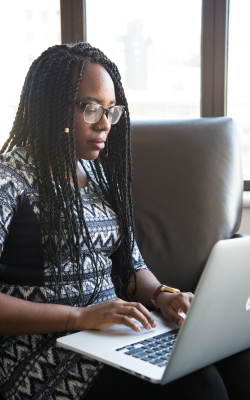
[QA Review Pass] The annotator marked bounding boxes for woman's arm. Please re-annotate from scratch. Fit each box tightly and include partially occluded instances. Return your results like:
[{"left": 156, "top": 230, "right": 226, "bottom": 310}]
[
  {"left": 127, "top": 269, "right": 193, "bottom": 327},
  {"left": 0, "top": 292, "right": 156, "bottom": 336},
  {"left": 0, "top": 292, "right": 77, "bottom": 335}
]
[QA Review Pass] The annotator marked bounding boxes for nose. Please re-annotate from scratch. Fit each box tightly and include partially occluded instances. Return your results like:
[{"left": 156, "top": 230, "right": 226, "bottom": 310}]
[{"left": 96, "top": 112, "right": 111, "bottom": 132}]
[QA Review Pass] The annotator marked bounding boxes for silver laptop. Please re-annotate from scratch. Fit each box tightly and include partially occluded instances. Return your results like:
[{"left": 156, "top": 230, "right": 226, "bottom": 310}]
[{"left": 57, "top": 237, "right": 250, "bottom": 385}]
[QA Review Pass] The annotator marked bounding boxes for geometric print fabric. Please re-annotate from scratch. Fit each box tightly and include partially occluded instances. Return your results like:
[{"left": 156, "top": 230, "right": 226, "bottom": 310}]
[{"left": 0, "top": 148, "right": 147, "bottom": 399}]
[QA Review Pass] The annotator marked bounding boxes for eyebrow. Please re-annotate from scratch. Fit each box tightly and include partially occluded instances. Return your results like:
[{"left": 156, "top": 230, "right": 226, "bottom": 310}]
[{"left": 79, "top": 96, "right": 116, "bottom": 105}]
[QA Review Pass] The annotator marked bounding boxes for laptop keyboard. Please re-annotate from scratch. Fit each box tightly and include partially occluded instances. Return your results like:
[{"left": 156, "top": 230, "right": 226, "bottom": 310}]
[{"left": 115, "top": 328, "right": 179, "bottom": 368}]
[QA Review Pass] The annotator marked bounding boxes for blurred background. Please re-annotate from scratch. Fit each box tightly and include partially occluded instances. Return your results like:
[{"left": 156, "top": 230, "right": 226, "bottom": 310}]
[{"left": 0, "top": 0, "right": 249, "bottom": 180}]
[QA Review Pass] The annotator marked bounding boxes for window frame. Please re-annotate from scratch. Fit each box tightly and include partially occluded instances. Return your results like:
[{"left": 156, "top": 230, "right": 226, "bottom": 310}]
[
  {"left": 60, "top": 0, "right": 248, "bottom": 190},
  {"left": 60, "top": 0, "right": 86, "bottom": 43}
]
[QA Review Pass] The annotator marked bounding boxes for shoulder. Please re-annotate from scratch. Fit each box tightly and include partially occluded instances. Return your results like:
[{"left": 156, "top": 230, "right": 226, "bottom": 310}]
[
  {"left": 0, "top": 147, "right": 37, "bottom": 192},
  {"left": 0, "top": 147, "right": 32, "bottom": 168}
]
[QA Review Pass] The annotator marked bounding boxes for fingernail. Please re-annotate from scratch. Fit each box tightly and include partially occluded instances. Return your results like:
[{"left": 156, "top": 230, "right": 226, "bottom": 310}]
[
  {"left": 178, "top": 320, "right": 183, "bottom": 326},
  {"left": 152, "top": 321, "right": 157, "bottom": 327},
  {"left": 136, "top": 327, "right": 141, "bottom": 332},
  {"left": 147, "top": 324, "right": 152, "bottom": 330}
]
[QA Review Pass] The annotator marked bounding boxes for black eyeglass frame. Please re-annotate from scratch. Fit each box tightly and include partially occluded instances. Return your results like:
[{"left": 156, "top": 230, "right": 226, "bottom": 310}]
[{"left": 74, "top": 101, "right": 125, "bottom": 124}]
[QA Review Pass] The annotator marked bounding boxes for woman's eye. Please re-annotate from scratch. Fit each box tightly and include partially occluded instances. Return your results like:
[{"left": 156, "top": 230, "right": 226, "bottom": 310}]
[{"left": 85, "top": 108, "right": 97, "bottom": 114}]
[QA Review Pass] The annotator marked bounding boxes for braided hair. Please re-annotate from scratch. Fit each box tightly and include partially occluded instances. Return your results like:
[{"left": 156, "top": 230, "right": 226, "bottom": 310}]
[{"left": 1, "top": 43, "right": 136, "bottom": 306}]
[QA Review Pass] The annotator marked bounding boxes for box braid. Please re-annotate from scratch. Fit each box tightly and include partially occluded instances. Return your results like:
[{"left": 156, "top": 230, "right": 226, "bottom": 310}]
[{"left": 1, "top": 43, "right": 136, "bottom": 305}]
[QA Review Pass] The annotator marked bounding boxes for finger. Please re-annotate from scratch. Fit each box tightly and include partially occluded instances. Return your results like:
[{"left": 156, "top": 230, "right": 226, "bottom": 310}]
[
  {"left": 119, "top": 305, "right": 153, "bottom": 331},
  {"left": 172, "top": 293, "right": 192, "bottom": 314},
  {"left": 188, "top": 292, "right": 194, "bottom": 302},
  {"left": 110, "top": 300, "right": 157, "bottom": 330},
  {"left": 115, "top": 314, "right": 142, "bottom": 332},
  {"left": 124, "top": 302, "right": 157, "bottom": 329},
  {"left": 166, "top": 307, "right": 184, "bottom": 327},
  {"left": 132, "top": 302, "right": 157, "bottom": 327},
  {"left": 105, "top": 300, "right": 154, "bottom": 331}
]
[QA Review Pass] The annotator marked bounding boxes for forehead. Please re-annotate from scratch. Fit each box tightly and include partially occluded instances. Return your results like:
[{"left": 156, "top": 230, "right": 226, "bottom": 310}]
[{"left": 76, "top": 62, "right": 116, "bottom": 102}]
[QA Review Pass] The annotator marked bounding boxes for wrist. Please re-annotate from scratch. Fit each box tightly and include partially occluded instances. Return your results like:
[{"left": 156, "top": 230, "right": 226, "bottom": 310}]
[
  {"left": 66, "top": 307, "right": 79, "bottom": 331},
  {"left": 151, "top": 284, "right": 180, "bottom": 310},
  {"left": 72, "top": 308, "right": 79, "bottom": 331},
  {"left": 156, "top": 292, "right": 171, "bottom": 311}
]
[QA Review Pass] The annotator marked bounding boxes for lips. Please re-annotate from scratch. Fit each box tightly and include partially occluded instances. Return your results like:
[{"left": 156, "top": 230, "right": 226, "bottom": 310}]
[
  {"left": 87, "top": 137, "right": 106, "bottom": 150},
  {"left": 88, "top": 138, "right": 106, "bottom": 144}
]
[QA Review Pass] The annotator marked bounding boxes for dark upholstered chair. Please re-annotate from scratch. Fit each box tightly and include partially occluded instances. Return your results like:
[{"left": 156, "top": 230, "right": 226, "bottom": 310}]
[{"left": 131, "top": 117, "right": 243, "bottom": 293}]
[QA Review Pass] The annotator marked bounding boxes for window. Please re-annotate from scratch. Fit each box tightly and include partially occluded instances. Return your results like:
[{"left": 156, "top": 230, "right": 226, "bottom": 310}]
[
  {"left": 3, "top": 0, "right": 249, "bottom": 186},
  {"left": 0, "top": 0, "right": 61, "bottom": 148},
  {"left": 86, "top": 0, "right": 202, "bottom": 120},
  {"left": 26, "top": 9, "right": 32, "bottom": 22},
  {"left": 41, "top": 10, "right": 48, "bottom": 24},
  {"left": 227, "top": 0, "right": 250, "bottom": 180},
  {"left": 27, "top": 53, "right": 34, "bottom": 64},
  {"left": 26, "top": 32, "right": 33, "bottom": 44}
]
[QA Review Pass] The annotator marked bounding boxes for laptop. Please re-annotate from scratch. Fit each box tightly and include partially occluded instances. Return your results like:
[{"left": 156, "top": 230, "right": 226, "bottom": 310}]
[{"left": 57, "top": 237, "right": 250, "bottom": 385}]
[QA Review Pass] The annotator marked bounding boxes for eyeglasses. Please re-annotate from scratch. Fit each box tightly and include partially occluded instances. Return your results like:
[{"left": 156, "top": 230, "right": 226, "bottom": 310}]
[{"left": 74, "top": 102, "right": 125, "bottom": 125}]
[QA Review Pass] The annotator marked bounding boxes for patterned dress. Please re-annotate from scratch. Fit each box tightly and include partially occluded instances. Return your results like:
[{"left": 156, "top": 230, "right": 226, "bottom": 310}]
[{"left": 0, "top": 148, "right": 147, "bottom": 400}]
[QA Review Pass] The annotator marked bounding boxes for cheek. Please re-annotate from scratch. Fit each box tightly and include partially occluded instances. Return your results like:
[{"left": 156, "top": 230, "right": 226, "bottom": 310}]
[
  {"left": 74, "top": 112, "right": 84, "bottom": 130},
  {"left": 74, "top": 120, "right": 90, "bottom": 144},
  {"left": 74, "top": 114, "right": 86, "bottom": 136}
]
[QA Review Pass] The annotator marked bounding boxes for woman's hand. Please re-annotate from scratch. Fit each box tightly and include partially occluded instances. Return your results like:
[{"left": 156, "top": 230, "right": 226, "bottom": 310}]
[
  {"left": 75, "top": 298, "right": 157, "bottom": 333},
  {"left": 156, "top": 291, "right": 194, "bottom": 327}
]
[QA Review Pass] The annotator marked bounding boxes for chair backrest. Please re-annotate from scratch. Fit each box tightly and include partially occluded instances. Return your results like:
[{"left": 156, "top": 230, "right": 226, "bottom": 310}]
[{"left": 131, "top": 117, "right": 243, "bottom": 292}]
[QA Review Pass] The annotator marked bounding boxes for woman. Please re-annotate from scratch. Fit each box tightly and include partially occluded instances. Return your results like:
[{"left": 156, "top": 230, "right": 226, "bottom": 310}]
[{"left": 0, "top": 43, "right": 248, "bottom": 400}]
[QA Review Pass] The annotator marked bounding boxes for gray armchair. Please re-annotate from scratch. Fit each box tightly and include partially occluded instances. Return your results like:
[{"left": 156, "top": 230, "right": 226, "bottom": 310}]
[{"left": 131, "top": 117, "right": 243, "bottom": 293}]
